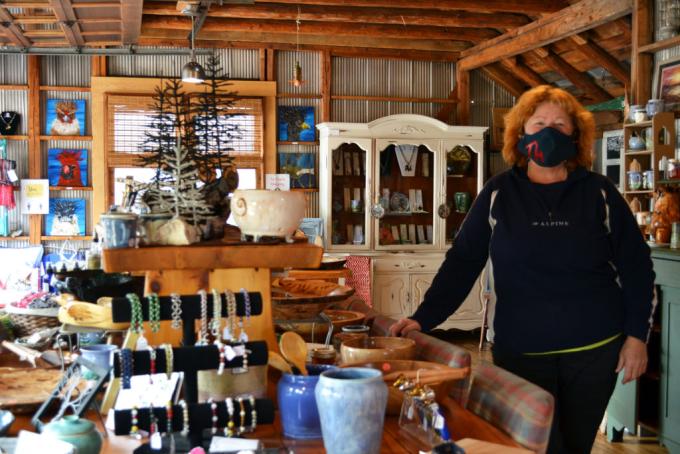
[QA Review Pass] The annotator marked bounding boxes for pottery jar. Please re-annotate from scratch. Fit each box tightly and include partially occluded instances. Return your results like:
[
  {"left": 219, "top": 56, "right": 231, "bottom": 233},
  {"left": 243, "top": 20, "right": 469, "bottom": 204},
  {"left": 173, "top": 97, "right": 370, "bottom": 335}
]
[
  {"left": 315, "top": 367, "right": 388, "bottom": 454},
  {"left": 42, "top": 415, "right": 103, "bottom": 454},
  {"left": 278, "top": 363, "right": 338, "bottom": 439},
  {"left": 230, "top": 189, "right": 306, "bottom": 242},
  {"left": 99, "top": 211, "right": 138, "bottom": 249},
  {"left": 646, "top": 99, "right": 665, "bottom": 117}
]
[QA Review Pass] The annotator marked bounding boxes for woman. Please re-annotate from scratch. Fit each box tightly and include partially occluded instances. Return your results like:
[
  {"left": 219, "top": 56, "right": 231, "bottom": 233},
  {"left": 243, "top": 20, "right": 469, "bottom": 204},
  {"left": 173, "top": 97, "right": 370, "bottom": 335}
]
[{"left": 389, "top": 85, "right": 655, "bottom": 454}]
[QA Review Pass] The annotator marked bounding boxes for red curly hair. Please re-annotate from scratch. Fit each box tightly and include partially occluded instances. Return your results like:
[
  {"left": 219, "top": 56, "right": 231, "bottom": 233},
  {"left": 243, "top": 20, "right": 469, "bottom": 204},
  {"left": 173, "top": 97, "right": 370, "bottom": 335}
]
[{"left": 502, "top": 85, "right": 595, "bottom": 170}]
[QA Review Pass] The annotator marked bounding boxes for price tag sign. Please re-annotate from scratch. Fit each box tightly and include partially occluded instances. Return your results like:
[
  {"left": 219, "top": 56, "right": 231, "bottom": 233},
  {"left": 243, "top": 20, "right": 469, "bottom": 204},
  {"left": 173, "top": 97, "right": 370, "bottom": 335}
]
[
  {"left": 20, "top": 179, "right": 49, "bottom": 214},
  {"left": 265, "top": 174, "right": 290, "bottom": 191}
]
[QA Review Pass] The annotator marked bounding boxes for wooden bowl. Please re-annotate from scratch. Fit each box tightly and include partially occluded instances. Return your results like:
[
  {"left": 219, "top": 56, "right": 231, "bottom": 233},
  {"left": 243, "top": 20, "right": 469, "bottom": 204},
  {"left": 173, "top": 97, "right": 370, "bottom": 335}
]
[
  {"left": 271, "top": 279, "right": 355, "bottom": 321},
  {"left": 275, "top": 309, "right": 365, "bottom": 340},
  {"left": 340, "top": 336, "right": 416, "bottom": 365},
  {"left": 341, "top": 360, "right": 459, "bottom": 415}
]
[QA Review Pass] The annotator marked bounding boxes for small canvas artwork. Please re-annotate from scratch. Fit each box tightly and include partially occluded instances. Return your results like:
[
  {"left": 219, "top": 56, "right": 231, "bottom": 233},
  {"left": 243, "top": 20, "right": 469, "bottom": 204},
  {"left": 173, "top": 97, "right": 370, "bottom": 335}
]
[
  {"left": 47, "top": 198, "right": 86, "bottom": 236},
  {"left": 46, "top": 99, "right": 86, "bottom": 136},
  {"left": 278, "top": 152, "right": 316, "bottom": 188},
  {"left": 47, "top": 149, "right": 88, "bottom": 187},
  {"left": 278, "top": 106, "right": 315, "bottom": 142},
  {"left": 601, "top": 129, "right": 623, "bottom": 189}
]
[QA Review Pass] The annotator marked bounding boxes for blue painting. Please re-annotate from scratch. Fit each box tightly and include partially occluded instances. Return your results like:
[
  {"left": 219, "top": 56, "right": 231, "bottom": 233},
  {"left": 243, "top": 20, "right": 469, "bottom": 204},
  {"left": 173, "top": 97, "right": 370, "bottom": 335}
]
[
  {"left": 277, "top": 106, "right": 315, "bottom": 142},
  {"left": 47, "top": 148, "right": 88, "bottom": 187},
  {"left": 47, "top": 198, "right": 86, "bottom": 236},
  {"left": 279, "top": 152, "right": 316, "bottom": 188},
  {"left": 45, "top": 99, "right": 86, "bottom": 136}
]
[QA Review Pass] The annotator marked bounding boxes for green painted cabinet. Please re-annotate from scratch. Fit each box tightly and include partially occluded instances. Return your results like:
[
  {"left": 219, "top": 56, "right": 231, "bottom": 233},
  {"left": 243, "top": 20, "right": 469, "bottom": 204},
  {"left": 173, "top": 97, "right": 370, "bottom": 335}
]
[{"left": 607, "top": 248, "right": 680, "bottom": 453}]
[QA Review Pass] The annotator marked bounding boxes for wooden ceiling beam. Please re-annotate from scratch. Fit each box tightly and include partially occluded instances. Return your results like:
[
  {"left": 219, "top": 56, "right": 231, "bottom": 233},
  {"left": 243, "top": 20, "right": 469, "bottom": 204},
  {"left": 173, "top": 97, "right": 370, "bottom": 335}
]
[
  {"left": 0, "top": 2, "right": 50, "bottom": 7},
  {"left": 252, "top": 0, "right": 568, "bottom": 14},
  {"left": 141, "top": 27, "right": 469, "bottom": 53},
  {"left": 501, "top": 56, "right": 548, "bottom": 86},
  {"left": 48, "top": 0, "right": 85, "bottom": 46},
  {"left": 458, "top": 0, "right": 632, "bottom": 71},
  {"left": 141, "top": 16, "right": 498, "bottom": 42},
  {"left": 534, "top": 47, "right": 611, "bottom": 102},
  {"left": 0, "top": 8, "right": 31, "bottom": 47},
  {"left": 143, "top": 2, "right": 531, "bottom": 29},
  {"left": 12, "top": 15, "right": 58, "bottom": 24},
  {"left": 481, "top": 63, "right": 528, "bottom": 98},
  {"left": 120, "top": 0, "right": 142, "bottom": 45},
  {"left": 567, "top": 34, "right": 631, "bottom": 87},
  {"left": 71, "top": 1, "right": 119, "bottom": 7},
  {"left": 138, "top": 37, "right": 460, "bottom": 61}
]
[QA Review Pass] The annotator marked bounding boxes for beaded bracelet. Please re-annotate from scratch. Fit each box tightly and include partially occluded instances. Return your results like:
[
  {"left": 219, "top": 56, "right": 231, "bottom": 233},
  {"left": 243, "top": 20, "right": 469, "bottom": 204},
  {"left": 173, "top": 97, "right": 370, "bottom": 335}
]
[
  {"left": 166, "top": 400, "right": 173, "bottom": 435},
  {"left": 179, "top": 399, "right": 189, "bottom": 437},
  {"left": 249, "top": 395, "right": 257, "bottom": 432},
  {"left": 209, "top": 398, "right": 218, "bottom": 434},
  {"left": 148, "top": 346, "right": 156, "bottom": 384},
  {"left": 130, "top": 405, "right": 139, "bottom": 437},
  {"left": 238, "top": 288, "right": 250, "bottom": 342},
  {"left": 120, "top": 348, "right": 133, "bottom": 389},
  {"left": 217, "top": 343, "right": 226, "bottom": 376},
  {"left": 240, "top": 288, "right": 251, "bottom": 325},
  {"left": 211, "top": 288, "right": 222, "bottom": 339},
  {"left": 149, "top": 404, "right": 162, "bottom": 450},
  {"left": 221, "top": 290, "right": 235, "bottom": 342},
  {"left": 147, "top": 293, "right": 161, "bottom": 333},
  {"left": 225, "top": 397, "right": 235, "bottom": 437},
  {"left": 237, "top": 397, "right": 246, "bottom": 435},
  {"left": 170, "top": 293, "right": 182, "bottom": 330},
  {"left": 163, "top": 343, "right": 173, "bottom": 379},
  {"left": 197, "top": 289, "right": 209, "bottom": 345},
  {"left": 127, "top": 293, "right": 144, "bottom": 334}
]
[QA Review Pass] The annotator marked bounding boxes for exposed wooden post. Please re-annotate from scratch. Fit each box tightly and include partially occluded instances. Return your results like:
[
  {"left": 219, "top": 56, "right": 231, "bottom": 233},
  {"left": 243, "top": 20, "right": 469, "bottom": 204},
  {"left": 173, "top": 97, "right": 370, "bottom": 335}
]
[
  {"left": 265, "top": 48, "right": 276, "bottom": 81},
  {"left": 91, "top": 55, "right": 107, "bottom": 77},
  {"left": 456, "top": 68, "right": 470, "bottom": 125},
  {"left": 321, "top": 50, "right": 331, "bottom": 122},
  {"left": 27, "top": 56, "right": 41, "bottom": 245},
  {"left": 631, "top": 0, "right": 652, "bottom": 104},
  {"left": 259, "top": 48, "right": 267, "bottom": 81}
]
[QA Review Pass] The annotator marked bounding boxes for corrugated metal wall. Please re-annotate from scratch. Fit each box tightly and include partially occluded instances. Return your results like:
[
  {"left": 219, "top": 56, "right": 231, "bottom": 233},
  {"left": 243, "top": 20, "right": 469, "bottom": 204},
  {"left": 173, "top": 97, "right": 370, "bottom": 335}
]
[
  {"left": 41, "top": 56, "right": 91, "bottom": 87},
  {"left": 108, "top": 47, "right": 259, "bottom": 79},
  {"left": 0, "top": 55, "right": 27, "bottom": 84}
]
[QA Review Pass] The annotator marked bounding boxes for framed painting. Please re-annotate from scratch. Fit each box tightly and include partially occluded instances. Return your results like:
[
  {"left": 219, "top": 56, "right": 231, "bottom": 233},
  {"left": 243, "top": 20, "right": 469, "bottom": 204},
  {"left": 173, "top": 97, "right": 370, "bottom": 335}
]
[
  {"left": 278, "top": 152, "right": 316, "bottom": 188},
  {"left": 47, "top": 148, "right": 88, "bottom": 187},
  {"left": 653, "top": 55, "right": 680, "bottom": 111},
  {"left": 45, "top": 99, "right": 86, "bottom": 136},
  {"left": 47, "top": 198, "right": 86, "bottom": 236},
  {"left": 491, "top": 107, "right": 510, "bottom": 151},
  {"left": 601, "top": 129, "right": 623, "bottom": 189},
  {"left": 278, "top": 106, "right": 315, "bottom": 142}
]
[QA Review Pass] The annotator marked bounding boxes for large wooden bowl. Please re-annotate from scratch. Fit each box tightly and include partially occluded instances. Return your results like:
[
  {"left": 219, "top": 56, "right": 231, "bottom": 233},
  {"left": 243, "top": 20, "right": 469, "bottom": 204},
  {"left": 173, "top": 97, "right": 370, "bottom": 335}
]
[
  {"left": 341, "top": 360, "right": 460, "bottom": 415},
  {"left": 275, "top": 309, "right": 365, "bottom": 340},
  {"left": 340, "top": 336, "right": 416, "bottom": 365},
  {"left": 271, "top": 278, "right": 355, "bottom": 321}
]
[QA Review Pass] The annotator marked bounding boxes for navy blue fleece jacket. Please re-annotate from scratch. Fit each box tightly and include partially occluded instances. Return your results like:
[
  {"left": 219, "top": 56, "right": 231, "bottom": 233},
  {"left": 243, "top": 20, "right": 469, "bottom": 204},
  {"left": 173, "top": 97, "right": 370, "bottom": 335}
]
[{"left": 410, "top": 166, "right": 656, "bottom": 354}]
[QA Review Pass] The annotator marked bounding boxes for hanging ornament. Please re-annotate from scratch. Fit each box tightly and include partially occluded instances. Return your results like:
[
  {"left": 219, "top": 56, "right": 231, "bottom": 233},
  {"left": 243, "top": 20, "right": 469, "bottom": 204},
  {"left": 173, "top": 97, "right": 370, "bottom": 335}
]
[{"left": 289, "top": 6, "right": 306, "bottom": 87}]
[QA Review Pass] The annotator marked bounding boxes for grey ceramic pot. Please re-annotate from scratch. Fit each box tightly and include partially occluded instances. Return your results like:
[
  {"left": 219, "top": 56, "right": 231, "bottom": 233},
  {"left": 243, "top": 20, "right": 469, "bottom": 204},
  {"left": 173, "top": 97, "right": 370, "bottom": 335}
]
[{"left": 314, "top": 367, "right": 388, "bottom": 454}]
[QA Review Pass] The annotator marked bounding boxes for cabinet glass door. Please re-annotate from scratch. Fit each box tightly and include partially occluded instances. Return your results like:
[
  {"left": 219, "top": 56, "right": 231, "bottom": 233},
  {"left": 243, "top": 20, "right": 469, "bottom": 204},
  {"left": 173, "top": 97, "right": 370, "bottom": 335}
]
[
  {"left": 374, "top": 140, "right": 438, "bottom": 250},
  {"left": 329, "top": 141, "right": 370, "bottom": 248},
  {"left": 442, "top": 141, "right": 481, "bottom": 245}
]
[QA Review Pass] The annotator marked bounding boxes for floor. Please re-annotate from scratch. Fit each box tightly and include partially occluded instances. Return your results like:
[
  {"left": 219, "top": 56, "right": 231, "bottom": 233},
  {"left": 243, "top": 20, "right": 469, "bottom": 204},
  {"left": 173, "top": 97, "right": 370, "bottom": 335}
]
[{"left": 429, "top": 328, "right": 669, "bottom": 454}]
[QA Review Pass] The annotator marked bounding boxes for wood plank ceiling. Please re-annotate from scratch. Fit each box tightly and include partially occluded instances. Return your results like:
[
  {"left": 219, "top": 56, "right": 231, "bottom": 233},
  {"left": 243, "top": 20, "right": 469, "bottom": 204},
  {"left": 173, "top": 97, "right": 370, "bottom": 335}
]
[{"left": 0, "top": 0, "right": 633, "bottom": 106}]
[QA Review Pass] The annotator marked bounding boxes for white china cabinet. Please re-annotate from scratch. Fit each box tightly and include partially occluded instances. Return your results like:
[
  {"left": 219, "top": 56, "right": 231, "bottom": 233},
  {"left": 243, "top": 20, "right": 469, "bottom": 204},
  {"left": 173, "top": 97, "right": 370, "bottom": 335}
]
[{"left": 317, "top": 115, "right": 488, "bottom": 330}]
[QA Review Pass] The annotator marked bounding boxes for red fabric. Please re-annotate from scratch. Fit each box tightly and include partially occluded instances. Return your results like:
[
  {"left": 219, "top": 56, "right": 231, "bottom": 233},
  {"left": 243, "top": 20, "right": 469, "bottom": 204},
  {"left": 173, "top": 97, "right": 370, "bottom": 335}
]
[
  {"left": 345, "top": 255, "right": 372, "bottom": 307},
  {"left": 0, "top": 184, "right": 15, "bottom": 209}
]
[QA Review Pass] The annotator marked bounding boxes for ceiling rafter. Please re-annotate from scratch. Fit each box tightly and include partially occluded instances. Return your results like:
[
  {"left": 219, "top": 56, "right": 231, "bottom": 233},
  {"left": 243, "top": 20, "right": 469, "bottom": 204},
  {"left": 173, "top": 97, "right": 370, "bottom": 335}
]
[
  {"left": 121, "top": 0, "right": 141, "bottom": 45},
  {"left": 567, "top": 34, "right": 631, "bottom": 87},
  {"left": 48, "top": 0, "right": 85, "bottom": 46},
  {"left": 141, "top": 15, "right": 499, "bottom": 42},
  {"left": 481, "top": 63, "right": 528, "bottom": 98},
  {"left": 0, "top": 7, "right": 31, "bottom": 47},
  {"left": 142, "top": 2, "right": 532, "bottom": 29},
  {"left": 501, "top": 56, "right": 549, "bottom": 87}
]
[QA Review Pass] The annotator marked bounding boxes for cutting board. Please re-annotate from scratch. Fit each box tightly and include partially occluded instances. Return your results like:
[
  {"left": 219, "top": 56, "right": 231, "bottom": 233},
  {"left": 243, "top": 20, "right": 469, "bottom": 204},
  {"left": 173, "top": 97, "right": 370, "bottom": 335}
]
[{"left": 0, "top": 367, "right": 65, "bottom": 413}]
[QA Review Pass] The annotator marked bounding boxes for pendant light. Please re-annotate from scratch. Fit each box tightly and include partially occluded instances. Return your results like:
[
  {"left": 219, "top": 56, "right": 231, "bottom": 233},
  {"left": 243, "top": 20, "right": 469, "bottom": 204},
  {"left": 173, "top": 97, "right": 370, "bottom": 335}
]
[
  {"left": 182, "top": 14, "right": 205, "bottom": 84},
  {"left": 289, "top": 6, "right": 305, "bottom": 87}
]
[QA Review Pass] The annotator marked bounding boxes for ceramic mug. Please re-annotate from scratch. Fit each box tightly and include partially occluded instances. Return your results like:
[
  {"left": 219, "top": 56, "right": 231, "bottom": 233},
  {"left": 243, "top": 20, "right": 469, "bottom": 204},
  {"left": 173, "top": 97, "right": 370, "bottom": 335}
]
[
  {"left": 627, "top": 171, "right": 643, "bottom": 190},
  {"left": 643, "top": 170, "right": 655, "bottom": 189},
  {"left": 454, "top": 192, "right": 471, "bottom": 213}
]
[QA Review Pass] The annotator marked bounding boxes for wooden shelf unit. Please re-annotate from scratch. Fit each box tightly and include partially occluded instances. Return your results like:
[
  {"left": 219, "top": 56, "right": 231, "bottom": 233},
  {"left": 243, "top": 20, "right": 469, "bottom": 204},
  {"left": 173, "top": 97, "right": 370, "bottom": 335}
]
[
  {"left": 39, "top": 135, "right": 93, "bottom": 141},
  {"left": 49, "top": 186, "right": 93, "bottom": 191},
  {"left": 0, "top": 135, "right": 28, "bottom": 140}
]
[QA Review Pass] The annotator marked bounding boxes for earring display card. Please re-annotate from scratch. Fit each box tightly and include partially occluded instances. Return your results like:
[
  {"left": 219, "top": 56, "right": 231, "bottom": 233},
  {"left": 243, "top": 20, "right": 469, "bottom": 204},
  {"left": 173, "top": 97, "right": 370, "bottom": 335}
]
[
  {"left": 398, "top": 395, "right": 445, "bottom": 449},
  {"left": 408, "top": 224, "right": 417, "bottom": 245},
  {"left": 417, "top": 225, "right": 426, "bottom": 244}
]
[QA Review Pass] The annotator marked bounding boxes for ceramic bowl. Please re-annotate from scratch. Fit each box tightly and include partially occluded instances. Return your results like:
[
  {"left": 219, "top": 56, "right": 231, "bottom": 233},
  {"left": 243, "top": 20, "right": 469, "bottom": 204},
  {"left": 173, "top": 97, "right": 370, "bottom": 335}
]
[
  {"left": 341, "top": 360, "right": 459, "bottom": 415},
  {"left": 275, "top": 309, "right": 366, "bottom": 341},
  {"left": 0, "top": 409, "right": 14, "bottom": 436},
  {"left": 230, "top": 189, "right": 306, "bottom": 242},
  {"left": 340, "top": 336, "right": 417, "bottom": 365}
]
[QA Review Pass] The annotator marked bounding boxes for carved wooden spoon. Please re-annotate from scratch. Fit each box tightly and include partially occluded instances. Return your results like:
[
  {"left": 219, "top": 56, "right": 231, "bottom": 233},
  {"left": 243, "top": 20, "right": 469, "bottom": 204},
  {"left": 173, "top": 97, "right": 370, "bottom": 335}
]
[
  {"left": 268, "top": 350, "right": 293, "bottom": 374},
  {"left": 279, "top": 331, "right": 308, "bottom": 376}
]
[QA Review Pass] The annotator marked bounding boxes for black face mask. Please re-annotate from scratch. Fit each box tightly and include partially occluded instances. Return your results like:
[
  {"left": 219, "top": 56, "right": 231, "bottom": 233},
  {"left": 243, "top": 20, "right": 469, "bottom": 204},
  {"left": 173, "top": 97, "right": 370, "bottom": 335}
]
[{"left": 517, "top": 127, "right": 578, "bottom": 167}]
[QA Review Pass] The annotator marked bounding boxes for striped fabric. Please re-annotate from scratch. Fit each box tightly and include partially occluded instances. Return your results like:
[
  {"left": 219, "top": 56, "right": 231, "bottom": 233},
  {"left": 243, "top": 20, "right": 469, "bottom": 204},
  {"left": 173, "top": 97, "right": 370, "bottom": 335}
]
[
  {"left": 467, "top": 362, "right": 554, "bottom": 454},
  {"left": 344, "top": 255, "right": 372, "bottom": 307}
]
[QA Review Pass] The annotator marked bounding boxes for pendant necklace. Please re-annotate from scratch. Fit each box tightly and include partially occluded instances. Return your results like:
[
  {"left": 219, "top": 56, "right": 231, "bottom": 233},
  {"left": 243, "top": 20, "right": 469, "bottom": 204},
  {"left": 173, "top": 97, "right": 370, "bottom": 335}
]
[
  {"left": 397, "top": 146, "right": 417, "bottom": 171},
  {"left": 0, "top": 112, "right": 17, "bottom": 132}
]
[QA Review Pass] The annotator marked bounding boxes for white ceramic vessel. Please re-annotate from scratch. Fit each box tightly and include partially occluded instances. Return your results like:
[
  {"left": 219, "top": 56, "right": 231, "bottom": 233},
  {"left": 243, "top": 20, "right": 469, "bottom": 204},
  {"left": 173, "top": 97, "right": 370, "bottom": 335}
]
[{"left": 230, "top": 189, "right": 306, "bottom": 242}]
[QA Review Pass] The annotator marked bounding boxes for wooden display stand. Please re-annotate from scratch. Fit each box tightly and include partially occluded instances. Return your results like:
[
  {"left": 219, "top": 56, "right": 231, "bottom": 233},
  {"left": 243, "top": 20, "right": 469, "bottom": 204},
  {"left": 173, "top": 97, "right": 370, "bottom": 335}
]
[{"left": 102, "top": 242, "right": 323, "bottom": 352}]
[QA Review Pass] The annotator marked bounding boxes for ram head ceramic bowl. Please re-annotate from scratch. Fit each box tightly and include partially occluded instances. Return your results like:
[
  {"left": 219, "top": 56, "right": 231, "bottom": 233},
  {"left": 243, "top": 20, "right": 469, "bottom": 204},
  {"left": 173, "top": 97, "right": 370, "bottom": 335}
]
[
  {"left": 340, "top": 336, "right": 417, "bottom": 365},
  {"left": 230, "top": 189, "right": 306, "bottom": 242},
  {"left": 340, "top": 360, "right": 458, "bottom": 415}
]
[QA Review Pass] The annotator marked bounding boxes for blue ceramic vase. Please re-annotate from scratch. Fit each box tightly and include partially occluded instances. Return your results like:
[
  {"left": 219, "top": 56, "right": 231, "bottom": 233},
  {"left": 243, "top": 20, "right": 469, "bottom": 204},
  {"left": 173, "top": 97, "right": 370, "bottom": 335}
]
[
  {"left": 42, "top": 415, "right": 102, "bottom": 454},
  {"left": 278, "top": 363, "right": 337, "bottom": 439},
  {"left": 315, "top": 367, "right": 388, "bottom": 454}
]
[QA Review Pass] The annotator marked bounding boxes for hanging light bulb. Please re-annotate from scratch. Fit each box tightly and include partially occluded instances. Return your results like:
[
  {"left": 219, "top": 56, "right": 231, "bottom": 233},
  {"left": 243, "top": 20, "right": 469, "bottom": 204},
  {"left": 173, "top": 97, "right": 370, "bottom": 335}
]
[
  {"left": 289, "top": 7, "right": 305, "bottom": 87},
  {"left": 182, "top": 14, "right": 205, "bottom": 84}
]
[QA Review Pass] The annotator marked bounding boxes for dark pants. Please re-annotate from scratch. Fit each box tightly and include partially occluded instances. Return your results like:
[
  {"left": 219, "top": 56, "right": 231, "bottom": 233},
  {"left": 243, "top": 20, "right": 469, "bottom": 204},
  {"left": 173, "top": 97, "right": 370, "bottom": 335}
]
[{"left": 492, "top": 336, "right": 623, "bottom": 454}]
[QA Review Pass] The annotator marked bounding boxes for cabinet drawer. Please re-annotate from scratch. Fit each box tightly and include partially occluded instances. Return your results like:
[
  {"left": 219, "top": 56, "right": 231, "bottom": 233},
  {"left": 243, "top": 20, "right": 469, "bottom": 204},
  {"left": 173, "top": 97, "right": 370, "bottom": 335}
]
[
  {"left": 373, "top": 257, "right": 442, "bottom": 273},
  {"left": 653, "top": 258, "right": 680, "bottom": 288}
]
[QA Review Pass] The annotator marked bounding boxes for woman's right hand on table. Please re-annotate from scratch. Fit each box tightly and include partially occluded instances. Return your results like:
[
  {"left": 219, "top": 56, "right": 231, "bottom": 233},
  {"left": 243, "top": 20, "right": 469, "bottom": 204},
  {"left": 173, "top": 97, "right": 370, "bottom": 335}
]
[{"left": 389, "top": 318, "right": 422, "bottom": 337}]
